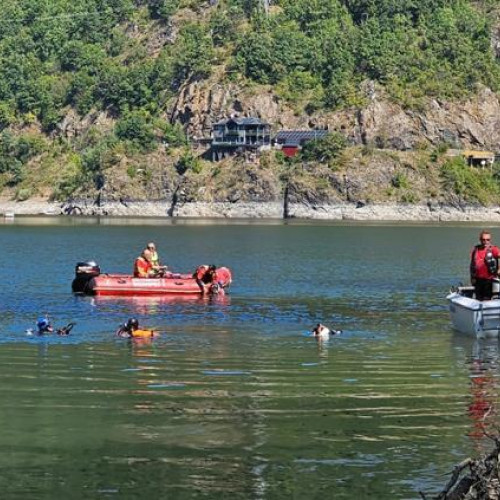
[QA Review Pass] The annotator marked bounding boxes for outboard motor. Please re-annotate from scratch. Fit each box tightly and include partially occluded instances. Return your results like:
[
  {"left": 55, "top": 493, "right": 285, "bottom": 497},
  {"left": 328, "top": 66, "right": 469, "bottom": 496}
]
[
  {"left": 72, "top": 261, "right": 100, "bottom": 294},
  {"left": 485, "top": 250, "right": 499, "bottom": 275}
]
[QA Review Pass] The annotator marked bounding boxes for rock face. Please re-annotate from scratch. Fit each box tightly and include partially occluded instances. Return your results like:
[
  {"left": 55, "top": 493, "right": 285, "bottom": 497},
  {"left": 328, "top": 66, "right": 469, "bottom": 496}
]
[
  {"left": 170, "top": 79, "right": 294, "bottom": 138},
  {"left": 58, "top": 109, "right": 114, "bottom": 138},
  {"left": 171, "top": 79, "right": 500, "bottom": 152}
]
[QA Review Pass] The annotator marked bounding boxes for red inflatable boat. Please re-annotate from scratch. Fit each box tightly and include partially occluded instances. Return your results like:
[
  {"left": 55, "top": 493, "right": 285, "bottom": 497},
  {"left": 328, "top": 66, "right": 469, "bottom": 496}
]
[{"left": 72, "top": 261, "right": 232, "bottom": 297}]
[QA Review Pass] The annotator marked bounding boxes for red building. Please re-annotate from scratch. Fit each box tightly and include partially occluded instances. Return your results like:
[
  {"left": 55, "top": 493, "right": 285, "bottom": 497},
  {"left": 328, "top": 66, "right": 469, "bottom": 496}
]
[{"left": 275, "top": 130, "right": 329, "bottom": 157}]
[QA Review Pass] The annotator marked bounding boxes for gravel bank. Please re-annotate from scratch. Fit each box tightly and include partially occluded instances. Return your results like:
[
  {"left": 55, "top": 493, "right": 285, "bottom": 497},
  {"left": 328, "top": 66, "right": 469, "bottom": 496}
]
[{"left": 2, "top": 199, "right": 500, "bottom": 222}]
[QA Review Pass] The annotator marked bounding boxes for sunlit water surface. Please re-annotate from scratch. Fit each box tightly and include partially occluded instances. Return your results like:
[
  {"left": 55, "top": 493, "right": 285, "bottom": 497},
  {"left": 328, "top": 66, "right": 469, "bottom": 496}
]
[{"left": 0, "top": 217, "right": 499, "bottom": 499}]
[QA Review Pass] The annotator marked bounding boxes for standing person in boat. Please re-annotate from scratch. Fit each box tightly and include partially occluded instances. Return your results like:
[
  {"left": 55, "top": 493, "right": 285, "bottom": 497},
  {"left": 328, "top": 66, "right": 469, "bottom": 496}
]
[
  {"left": 470, "top": 230, "right": 500, "bottom": 300},
  {"left": 134, "top": 249, "right": 157, "bottom": 278},
  {"left": 194, "top": 264, "right": 218, "bottom": 294},
  {"left": 146, "top": 242, "right": 167, "bottom": 276}
]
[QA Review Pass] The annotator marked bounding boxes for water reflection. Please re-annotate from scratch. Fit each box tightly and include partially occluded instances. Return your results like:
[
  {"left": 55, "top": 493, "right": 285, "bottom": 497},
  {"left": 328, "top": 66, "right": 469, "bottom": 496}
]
[
  {"left": 316, "top": 336, "right": 330, "bottom": 359},
  {"left": 467, "top": 341, "right": 499, "bottom": 446},
  {"left": 128, "top": 340, "right": 164, "bottom": 399},
  {"left": 0, "top": 215, "right": 298, "bottom": 227},
  {"left": 92, "top": 294, "right": 231, "bottom": 315}
]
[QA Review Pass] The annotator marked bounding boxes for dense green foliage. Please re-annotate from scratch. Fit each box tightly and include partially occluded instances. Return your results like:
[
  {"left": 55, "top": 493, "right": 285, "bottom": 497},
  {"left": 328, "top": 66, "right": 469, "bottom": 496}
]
[
  {"left": 300, "top": 133, "right": 347, "bottom": 163},
  {"left": 440, "top": 157, "right": 500, "bottom": 204},
  {"left": 236, "top": 0, "right": 500, "bottom": 108},
  {"left": 0, "top": 0, "right": 499, "bottom": 197},
  {"left": 0, "top": 131, "right": 46, "bottom": 184},
  {"left": 0, "top": 0, "right": 498, "bottom": 128}
]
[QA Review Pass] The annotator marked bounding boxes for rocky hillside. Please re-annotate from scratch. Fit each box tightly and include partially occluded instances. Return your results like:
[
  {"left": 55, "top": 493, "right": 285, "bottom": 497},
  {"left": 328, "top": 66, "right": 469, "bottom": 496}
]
[
  {"left": 2, "top": 0, "right": 500, "bottom": 215},
  {"left": 42, "top": 81, "right": 500, "bottom": 214}
]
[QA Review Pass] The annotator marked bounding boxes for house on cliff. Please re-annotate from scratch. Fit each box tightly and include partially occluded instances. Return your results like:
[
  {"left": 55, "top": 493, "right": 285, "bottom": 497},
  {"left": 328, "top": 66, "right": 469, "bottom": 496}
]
[
  {"left": 209, "top": 118, "right": 331, "bottom": 161},
  {"left": 210, "top": 117, "right": 271, "bottom": 161}
]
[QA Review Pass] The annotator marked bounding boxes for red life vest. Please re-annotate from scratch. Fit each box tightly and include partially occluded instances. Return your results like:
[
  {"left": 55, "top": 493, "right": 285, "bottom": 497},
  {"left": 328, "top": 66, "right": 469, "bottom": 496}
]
[
  {"left": 194, "top": 265, "right": 215, "bottom": 284},
  {"left": 134, "top": 256, "right": 152, "bottom": 278}
]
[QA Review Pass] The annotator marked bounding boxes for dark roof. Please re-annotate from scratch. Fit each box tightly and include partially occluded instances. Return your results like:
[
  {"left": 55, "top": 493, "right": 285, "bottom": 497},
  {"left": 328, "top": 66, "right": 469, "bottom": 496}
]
[
  {"left": 214, "top": 117, "right": 269, "bottom": 126},
  {"left": 275, "top": 130, "right": 328, "bottom": 146}
]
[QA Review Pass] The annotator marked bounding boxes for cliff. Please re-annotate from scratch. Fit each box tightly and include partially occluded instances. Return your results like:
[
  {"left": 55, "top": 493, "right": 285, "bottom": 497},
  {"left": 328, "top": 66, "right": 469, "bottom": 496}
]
[{"left": 172, "top": 79, "right": 500, "bottom": 153}]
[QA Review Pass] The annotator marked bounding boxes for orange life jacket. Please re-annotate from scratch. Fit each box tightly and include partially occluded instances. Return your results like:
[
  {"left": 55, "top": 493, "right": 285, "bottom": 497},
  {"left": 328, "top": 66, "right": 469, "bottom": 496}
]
[
  {"left": 134, "top": 256, "right": 152, "bottom": 278},
  {"left": 131, "top": 329, "right": 158, "bottom": 338}
]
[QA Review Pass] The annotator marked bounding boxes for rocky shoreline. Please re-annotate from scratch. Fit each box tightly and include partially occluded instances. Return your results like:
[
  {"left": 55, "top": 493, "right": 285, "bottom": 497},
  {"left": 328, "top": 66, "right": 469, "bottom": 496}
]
[{"left": 2, "top": 199, "right": 500, "bottom": 222}]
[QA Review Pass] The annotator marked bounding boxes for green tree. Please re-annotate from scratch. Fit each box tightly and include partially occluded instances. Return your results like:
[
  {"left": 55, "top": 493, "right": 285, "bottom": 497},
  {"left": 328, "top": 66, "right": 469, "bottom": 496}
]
[
  {"left": 115, "top": 110, "right": 157, "bottom": 152},
  {"left": 236, "top": 30, "right": 280, "bottom": 84},
  {"left": 300, "top": 132, "right": 347, "bottom": 163},
  {"left": 0, "top": 102, "right": 15, "bottom": 130},
  {"left": 148, "top": 0, "right": 179, "bottom": 20},
  {"left": 172, "top": 23, "right": 215, "bottom": 83}
]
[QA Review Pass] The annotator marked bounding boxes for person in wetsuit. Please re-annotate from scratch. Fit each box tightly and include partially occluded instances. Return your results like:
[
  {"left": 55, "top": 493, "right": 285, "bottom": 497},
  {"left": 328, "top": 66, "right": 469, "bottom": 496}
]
[{"left": 116, "top": 318, "right": 139, "bottom": 338}]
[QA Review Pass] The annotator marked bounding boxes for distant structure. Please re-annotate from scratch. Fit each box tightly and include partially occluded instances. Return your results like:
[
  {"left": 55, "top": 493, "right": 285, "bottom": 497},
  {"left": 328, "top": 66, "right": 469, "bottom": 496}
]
[
  {"left": 210, "top": 117, "right": 271, "bottom": 161},
  {"left": 446, "top": 149, "right": 496, "bottom": 167},
  {"left": 462, "top": 150, "right": 495, "bottom": 167},
  {"left": 275, "top": 129, "right": 329, "bottom": 157}
]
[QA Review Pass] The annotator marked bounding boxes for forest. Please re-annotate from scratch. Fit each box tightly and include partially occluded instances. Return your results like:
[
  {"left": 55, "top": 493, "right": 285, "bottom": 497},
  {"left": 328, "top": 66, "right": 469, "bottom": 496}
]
[{"left": 1, "top": 0, "right": 500, "bottom": 201}]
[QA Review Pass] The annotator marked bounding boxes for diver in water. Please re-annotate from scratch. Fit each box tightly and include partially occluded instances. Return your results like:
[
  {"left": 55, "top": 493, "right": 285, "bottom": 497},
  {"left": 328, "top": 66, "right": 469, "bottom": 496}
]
[
  {"left": 115, "top": 318, "right": 140, "bottom": 338},
  {"left": 56, "top": 323, "right": 75, "bottom": 336},
  {"left": 311, "top": 323, "right": 342, "bottom": 340},
  {"left": 29, "top": 317, "right": 75, "bottom": 336},
  {"left": 36, "top": 316, "right": 53, "bottom": 335},
  {"left": 115, "top": 318, "right": 158, "bottom": 339}
]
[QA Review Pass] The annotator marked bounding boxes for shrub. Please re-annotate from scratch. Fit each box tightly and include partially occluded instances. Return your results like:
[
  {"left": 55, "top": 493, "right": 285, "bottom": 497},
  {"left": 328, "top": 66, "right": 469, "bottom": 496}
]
[
  {"left": 161, "top": 122, "right": 188, "bottom": 148},
  {"left": 391, "top": 172, "right": 410, "bottom": 189},
  {"left": 148, "top": 0, "right": 180, "bottom": 20},
  {"left": 177, "top": 149, "right": 202, "bottom": 174},
  {"left": 115, "top": 110, "right": 157, "bottom": 153},
  {"left": 15, "top": 187, "right": 32, "bottom": 201},
  {"left": 440, "top": 157, "right": 500, "bottom": 204},
  {"left": 0, "top": 132, "right": 45, "bottom": 185},
  {"left": 300, "top": 132, "right": 347, "bottom": 163}
]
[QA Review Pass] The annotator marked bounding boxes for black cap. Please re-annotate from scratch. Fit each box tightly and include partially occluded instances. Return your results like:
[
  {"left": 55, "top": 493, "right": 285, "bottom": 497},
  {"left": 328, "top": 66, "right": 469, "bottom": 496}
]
[{"left": 126, "top": 318, "right": 139, "bottom": 329}]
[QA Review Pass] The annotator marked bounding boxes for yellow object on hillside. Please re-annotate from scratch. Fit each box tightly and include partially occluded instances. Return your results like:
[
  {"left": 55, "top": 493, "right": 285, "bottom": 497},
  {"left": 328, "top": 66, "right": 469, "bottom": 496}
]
[{"left": 462, "top": 150, "right": 495, "bottom": 167}]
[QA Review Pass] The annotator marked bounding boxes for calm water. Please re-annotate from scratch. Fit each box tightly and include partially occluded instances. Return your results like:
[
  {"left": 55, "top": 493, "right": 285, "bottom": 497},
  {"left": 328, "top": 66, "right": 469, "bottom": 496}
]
[{"left": 1, "top": 217, "right": 499, "bottom": 499}]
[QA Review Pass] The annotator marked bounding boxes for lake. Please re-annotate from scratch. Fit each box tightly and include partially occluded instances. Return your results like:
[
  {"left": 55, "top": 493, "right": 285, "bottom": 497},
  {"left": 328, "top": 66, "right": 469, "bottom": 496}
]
[{"left": 0, "top": 217, "right": 499, "bottom": 499}]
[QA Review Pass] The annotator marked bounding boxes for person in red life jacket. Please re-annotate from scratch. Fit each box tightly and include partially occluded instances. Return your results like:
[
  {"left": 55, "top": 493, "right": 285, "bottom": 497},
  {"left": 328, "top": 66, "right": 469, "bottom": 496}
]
[
  {"left": 134, "top": 249, "right": 156, "bottom": 278},
  {"left": 470, "top": 230, "right": 500, "bottom": 301},
  {"left": 194, "top": 264, "right": 218, "bottom": 294}
]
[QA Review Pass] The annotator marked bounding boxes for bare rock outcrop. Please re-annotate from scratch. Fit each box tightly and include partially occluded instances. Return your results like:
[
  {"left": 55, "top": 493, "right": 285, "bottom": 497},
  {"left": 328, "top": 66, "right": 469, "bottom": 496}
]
[
  {"left": 327, "top": 85, "right": 500, "bottom": 151},
  {"left": 58, "top": 109, "right": 114, "bottom": 139},
  {"left": 171, "top": 78, "right": 500, "bottom": 152},
  {"left": 170, "top": 78, "right": 304, "bottom": 137}
]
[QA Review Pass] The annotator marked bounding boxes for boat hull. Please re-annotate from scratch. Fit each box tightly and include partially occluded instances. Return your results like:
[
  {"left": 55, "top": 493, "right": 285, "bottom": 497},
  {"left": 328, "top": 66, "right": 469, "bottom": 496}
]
[
  {"left": 72, "top": 263, "right": 232, "bottom": 297},
  {"left": 88, "top": 273, "right": 203, "bottom": 296},
  {"left": 447, "top": 292, "right": 500, "bottom": 339}
]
